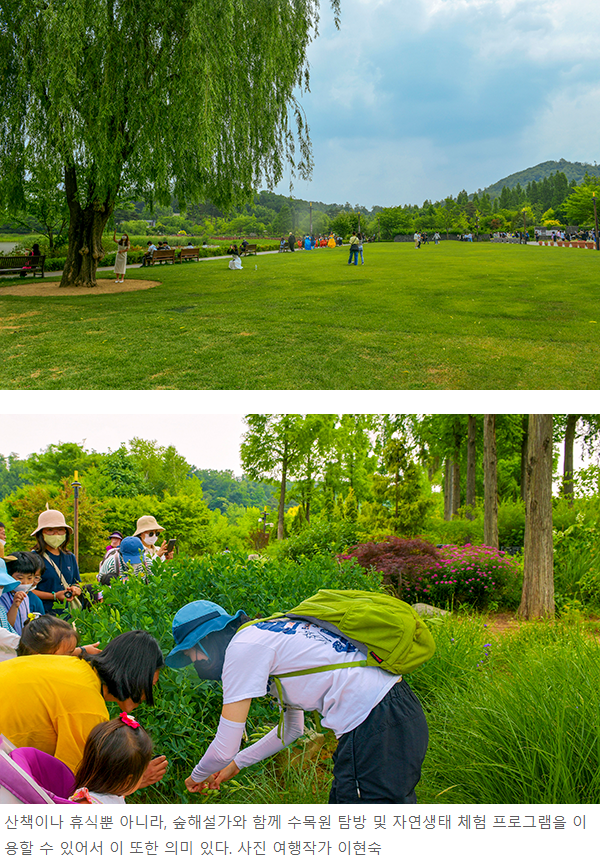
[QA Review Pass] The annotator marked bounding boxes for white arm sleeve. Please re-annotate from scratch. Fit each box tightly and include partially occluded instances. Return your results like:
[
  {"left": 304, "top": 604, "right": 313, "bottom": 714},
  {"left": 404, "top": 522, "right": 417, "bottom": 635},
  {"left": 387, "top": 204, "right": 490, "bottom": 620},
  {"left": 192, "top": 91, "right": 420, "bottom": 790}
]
[
  {"left": 191, "top": 716, "right": 246, "bottom": 783},
  {"left": 0, "top": 627, "right": 20, "bottom": 660},
  {"left": 234, "top": 709, "right": 305, "bottom": 770}
]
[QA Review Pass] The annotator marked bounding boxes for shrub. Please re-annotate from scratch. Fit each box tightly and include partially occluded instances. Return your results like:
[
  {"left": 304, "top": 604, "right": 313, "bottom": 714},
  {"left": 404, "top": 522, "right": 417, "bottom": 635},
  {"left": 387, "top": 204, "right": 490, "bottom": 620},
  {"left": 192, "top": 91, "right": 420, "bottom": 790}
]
[
  {"left": 277, "top": 520, "right": 361, "bottom": 562},
  {"left": 341, "top": 536, "right": 441, "bottom": 602},
  {"left": 70, "top": 552, "right": 383, "bottom": 803},
  {"left": 424, "top": 544, "right": 517, "bottom": 607}
]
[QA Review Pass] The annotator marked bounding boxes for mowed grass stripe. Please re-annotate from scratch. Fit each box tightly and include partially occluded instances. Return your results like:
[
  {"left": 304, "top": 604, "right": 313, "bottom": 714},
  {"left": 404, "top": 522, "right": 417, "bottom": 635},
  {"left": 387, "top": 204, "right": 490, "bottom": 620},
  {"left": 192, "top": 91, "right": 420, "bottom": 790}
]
[{"left": 0, "top": 242, "right": 598, "bottom": 389}]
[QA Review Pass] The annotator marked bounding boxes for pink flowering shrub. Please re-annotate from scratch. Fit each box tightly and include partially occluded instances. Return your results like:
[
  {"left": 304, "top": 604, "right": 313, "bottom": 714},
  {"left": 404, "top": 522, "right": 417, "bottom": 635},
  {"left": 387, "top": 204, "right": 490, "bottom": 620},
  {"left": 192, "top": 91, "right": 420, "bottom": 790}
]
[
  {"left": 423, "top": 544, "right": 518, "bottom": 606},
  {"left": 342, "top": 538, "right": 518, "bottom": 608}
]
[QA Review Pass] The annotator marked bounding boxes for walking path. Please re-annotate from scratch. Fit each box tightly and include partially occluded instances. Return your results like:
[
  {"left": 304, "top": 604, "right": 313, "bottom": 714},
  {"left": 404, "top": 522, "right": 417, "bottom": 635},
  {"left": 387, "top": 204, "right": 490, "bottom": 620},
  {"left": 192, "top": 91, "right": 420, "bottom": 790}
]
[{"left": 0, "top": 248, "right": 284, "bottom": 280}]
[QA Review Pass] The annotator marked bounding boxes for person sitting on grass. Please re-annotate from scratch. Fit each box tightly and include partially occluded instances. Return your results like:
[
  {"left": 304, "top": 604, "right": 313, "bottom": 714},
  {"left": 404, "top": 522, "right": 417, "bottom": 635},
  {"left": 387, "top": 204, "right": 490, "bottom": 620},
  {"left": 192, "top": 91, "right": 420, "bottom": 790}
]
[
  {"left": 17, "top": 614, "right": 101, "bottom": 658},
  {"left": 69, "top": 714, "right": 154, "bottom": 804},
  {"left": 167, "top": 600, "right": 428, "bottom": 804}
]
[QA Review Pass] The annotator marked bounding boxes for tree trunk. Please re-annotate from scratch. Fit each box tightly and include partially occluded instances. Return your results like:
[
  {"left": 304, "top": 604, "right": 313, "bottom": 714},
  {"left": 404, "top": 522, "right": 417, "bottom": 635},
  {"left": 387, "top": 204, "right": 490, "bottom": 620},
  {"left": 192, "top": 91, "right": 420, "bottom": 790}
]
[
  {"left": 561, "top": 414, "right": 579, "bottom": 506},
  {"left": 60, "top": 166, "right": 114, "bottom": 287},
  {"left": 278, "top": 451, "right": 288, "bottom": 541},
  {"left": 519, "top": 415, "right": 554, "bottom": 619},
  {"left": 520, "top": 414, "right": 529, "bottom": 502},
  {"left": 443, "top": 458, "right": 452, "bottom": 521},
  {"left": 466, "top": 415, "right": 477, "bottom": 519},
  {"left": 451, "top": 455, "right": 460, "bottom": 517},
  {"left": 483, "top": 414, "right": 498, "bottom": 548}
]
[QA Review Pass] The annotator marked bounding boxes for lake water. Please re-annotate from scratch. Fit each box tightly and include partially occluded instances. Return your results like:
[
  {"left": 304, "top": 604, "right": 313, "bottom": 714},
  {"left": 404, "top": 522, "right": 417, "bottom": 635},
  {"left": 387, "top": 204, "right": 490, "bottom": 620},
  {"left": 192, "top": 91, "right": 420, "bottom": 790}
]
[{"left": 0, "top": 241, "right": 18, "bottom": 254}]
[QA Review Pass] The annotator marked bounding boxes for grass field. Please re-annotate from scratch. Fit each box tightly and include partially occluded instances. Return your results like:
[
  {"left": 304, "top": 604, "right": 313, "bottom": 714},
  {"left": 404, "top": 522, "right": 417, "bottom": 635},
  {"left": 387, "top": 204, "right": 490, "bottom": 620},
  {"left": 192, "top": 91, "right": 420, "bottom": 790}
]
[{"left": 1, "top": 241, "right": 599, "bottom": 389}]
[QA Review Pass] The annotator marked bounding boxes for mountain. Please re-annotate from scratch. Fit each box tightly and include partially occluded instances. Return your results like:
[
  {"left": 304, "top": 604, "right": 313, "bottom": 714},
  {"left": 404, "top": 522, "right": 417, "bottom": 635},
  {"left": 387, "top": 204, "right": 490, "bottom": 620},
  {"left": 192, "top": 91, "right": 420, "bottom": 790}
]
[{"left": 482, "top": 159, "right": 600, "bottom": 197}]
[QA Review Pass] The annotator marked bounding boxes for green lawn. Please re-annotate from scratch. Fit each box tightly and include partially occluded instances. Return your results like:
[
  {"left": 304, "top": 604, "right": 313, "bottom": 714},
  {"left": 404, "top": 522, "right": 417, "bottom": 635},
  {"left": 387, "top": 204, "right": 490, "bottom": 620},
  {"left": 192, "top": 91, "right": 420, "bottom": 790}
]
[{"left": 1, "top": 242, "right": 599, "bottom": 389}]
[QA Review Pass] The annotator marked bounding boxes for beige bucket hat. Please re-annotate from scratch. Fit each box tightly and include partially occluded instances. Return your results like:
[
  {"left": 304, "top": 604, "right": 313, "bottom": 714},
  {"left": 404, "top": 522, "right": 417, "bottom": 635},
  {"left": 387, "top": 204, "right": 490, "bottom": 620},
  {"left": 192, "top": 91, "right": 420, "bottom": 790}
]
[
  {"left": 133, "top": 515, "right": 165, "bottom": 537},
  {"left": 30, "top": 507, "right": 73, "bottom": 537}
]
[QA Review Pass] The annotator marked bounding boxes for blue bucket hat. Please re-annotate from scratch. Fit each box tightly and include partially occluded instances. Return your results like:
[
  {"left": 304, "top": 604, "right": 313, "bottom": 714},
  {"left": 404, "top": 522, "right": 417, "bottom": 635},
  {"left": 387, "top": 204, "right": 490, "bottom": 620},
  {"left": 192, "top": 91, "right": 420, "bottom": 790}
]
[
  {"left": 165, "top": 600, "right": 246, "bottom": 669},
  {"left": 120, "top": 536, "right": 145, "bottom": 566},
  {"left": 0, "top": 557, "right": 20, "bottom": 594}
]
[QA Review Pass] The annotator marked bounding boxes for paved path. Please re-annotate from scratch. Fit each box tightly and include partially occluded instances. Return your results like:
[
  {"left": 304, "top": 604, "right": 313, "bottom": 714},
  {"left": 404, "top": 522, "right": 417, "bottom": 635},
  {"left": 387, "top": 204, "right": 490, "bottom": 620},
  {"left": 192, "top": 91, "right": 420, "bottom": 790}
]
[{"left": 0, "top": 248, "right": 286, "bottom": 280}]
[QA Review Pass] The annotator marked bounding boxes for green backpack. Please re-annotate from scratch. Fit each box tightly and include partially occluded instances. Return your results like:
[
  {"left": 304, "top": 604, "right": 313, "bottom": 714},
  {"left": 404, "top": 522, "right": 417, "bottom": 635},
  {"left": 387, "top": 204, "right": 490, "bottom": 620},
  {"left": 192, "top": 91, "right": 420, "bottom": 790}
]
[{"left": 241, "top": 589, "right": 436, "bottom": 735}]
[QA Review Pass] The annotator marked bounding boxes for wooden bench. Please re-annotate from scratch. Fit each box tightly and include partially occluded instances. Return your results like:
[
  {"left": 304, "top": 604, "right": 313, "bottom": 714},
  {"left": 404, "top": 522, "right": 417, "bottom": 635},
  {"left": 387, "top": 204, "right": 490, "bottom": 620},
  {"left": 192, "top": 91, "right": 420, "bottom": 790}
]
[
  {"left": 150, "top": 249, "right": 176, "bottom": 265},
  {"left": 178, "top": 247, "right": 200, "bottom": 262},
  {"left": 242, "top": 244, "right": 257, "bottom": 256},
  {"left": 0, "top": 254, "right": 46, "bottom": 278}
]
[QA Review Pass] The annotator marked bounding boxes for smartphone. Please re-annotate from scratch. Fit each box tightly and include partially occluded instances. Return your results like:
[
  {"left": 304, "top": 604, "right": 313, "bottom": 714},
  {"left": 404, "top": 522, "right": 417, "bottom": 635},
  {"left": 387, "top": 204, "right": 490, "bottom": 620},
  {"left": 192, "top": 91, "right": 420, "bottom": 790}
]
[{"left": 166, "top": 538, "right": 177, "bottom": 553}]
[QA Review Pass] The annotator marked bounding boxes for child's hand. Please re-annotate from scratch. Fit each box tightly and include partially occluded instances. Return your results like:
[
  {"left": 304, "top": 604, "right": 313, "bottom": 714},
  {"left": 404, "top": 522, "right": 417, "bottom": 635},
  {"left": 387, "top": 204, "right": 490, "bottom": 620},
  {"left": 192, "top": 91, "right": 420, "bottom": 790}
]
[
  {"left": 11, "top": 591, "right": 26, "bottom": 609},
  {"left": 77, "top": 642, "right": 102, "bottom": 656}
]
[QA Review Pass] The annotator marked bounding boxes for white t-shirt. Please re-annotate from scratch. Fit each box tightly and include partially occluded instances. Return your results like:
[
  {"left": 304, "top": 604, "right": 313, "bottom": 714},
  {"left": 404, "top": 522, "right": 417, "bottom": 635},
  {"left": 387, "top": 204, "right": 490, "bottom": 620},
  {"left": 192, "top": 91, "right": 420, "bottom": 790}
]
[{"left": 222, "top": 619, "right": 399, "bottom": 738}]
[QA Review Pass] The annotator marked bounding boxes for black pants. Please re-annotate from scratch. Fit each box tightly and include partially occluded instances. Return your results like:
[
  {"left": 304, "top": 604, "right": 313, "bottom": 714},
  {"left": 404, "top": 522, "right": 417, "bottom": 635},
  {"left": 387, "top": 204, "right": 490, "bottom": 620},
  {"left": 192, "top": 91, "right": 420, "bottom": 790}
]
[{"left": 329, "top": 679, "right": 428, "bottom": 804}]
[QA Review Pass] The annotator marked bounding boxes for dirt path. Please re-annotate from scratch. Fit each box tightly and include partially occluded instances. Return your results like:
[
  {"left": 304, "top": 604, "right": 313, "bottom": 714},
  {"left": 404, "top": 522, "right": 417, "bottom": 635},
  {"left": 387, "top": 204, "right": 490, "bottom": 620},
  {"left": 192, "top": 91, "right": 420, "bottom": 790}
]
[{"left": 0, "top": 279, "right": 160, "bottom": 297}]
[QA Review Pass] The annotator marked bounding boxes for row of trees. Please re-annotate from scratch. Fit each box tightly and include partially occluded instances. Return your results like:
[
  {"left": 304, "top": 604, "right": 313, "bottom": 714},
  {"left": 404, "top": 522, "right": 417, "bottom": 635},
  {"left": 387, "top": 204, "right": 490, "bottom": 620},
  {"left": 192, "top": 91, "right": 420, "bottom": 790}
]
[
  {"left": 376, "top": 171, "right": 600, "bottom": 240},
  {"left": 240, "top": 414, "right": 600, "bottom": 618},
  {"left": 2, "top": 415, "right": 598, "bottom": 618}
]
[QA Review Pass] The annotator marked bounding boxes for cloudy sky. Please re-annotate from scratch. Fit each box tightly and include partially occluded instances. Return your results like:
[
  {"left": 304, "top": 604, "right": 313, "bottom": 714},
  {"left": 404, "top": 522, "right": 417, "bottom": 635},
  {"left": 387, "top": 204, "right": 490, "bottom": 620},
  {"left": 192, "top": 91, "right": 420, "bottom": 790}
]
[
  {"left": 274, "top": 0, "right": 600, "bottom": 208},
  {"left": 1, "top": 392, "right": 592, "bottom": 474}
]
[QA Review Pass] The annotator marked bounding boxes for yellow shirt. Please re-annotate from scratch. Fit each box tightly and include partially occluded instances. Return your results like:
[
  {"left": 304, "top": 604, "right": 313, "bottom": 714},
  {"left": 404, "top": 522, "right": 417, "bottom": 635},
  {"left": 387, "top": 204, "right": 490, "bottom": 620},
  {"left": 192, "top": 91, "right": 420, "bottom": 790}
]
[{"left": 0, "top": 654, "right": 109, "bottom": 773}]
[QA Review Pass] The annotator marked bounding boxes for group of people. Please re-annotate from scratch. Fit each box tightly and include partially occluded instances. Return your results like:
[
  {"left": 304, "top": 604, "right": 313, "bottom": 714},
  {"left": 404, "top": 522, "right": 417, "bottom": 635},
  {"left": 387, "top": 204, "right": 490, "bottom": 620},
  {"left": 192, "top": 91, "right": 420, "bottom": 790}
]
[
  {"left": 0, "top": 509, "right": 428, "bottom": 805},
  {"left": 413, "top": 232, "right": 441, "bottom": 248},
  {"left": 0, "top": 510, "right": 174, "bottom": 657}
]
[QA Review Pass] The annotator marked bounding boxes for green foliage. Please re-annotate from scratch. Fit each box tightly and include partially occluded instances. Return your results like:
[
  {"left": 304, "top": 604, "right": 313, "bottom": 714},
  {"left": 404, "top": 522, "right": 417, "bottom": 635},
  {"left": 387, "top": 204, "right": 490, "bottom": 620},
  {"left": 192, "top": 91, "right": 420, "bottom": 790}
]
[
  {"left": 100, "top": 493, "right": 211, "bottom": 557},
  {"left": 3, "top": 480, "right": 106, "bottom": 569},
  {"left": 378, "top": 206, "right": 413, "bottom": 240},
  {"left": 563, "top": 178, "right": 600, "bottom": 225},
  {"left": 69, "top": 552, "right": 382, "bottom": 803},
  {"left": 276, "top": 521, "right": 362, "bottom": 561}
]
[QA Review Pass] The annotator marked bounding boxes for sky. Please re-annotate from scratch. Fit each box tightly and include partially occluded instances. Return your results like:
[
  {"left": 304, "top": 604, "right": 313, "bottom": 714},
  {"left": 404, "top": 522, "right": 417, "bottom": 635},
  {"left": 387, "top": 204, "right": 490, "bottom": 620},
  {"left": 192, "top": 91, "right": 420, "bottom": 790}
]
[
  {"left": 1, "top": 393, "right": 595, "bottom": 476},
  {"left": 273, "top": 0, "right": 600, "bottom": 208}
]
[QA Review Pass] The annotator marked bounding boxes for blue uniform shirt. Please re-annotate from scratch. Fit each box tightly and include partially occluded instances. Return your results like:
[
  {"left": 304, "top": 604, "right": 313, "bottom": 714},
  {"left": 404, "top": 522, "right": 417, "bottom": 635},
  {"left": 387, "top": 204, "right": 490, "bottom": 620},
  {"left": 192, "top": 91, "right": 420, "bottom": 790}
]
[{"left": 36, "top": 551, "right": 80, "bottom": 613}]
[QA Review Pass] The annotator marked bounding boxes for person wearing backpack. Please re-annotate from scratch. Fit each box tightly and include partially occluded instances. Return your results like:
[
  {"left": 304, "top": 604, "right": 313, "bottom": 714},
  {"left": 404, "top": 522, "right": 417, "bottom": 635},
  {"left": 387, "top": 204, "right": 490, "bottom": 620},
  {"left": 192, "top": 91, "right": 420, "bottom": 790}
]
[{"left": 166, "top": 595, "right": 430, "bottom": 804}]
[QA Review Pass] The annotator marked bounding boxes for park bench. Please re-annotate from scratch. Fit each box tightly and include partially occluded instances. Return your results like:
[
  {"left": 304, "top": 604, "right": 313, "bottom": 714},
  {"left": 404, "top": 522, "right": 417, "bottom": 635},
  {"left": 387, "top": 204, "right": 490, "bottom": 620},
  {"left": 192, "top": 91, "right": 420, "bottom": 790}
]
[
  {"left": 150, "top": 249, "right": 176, "bottom": 265},
  {"left": 242, "top": 244, "right": 257, "bottom": 256},
  {"left": 179, "top": 247, "right": 200, "bottom": 262},
  {"left": 0, "top": 254, "right": 46, "bottom": 278}
]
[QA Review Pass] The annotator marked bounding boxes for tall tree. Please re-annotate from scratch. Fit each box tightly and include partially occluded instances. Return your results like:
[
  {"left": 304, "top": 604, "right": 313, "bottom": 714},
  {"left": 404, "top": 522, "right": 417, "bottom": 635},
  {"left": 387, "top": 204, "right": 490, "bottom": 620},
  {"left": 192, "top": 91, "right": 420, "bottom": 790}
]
[
  {"left": 465, "top": 415, "right": 477, "bottom": 519},
  {"left": 561, "top": 414, "right": 579, "bottom": 505},
  {"left": 519, "top": 415, "right": 554, "bottom": 619},
  {"left": 241, "top": 415, "right": 309, "bottom": 540},
  {"left": 0, "top": 0, "right": 338, "bottom": 286},
  {"left": 483, "top": 415, "right": 498, "bottom": 548}
]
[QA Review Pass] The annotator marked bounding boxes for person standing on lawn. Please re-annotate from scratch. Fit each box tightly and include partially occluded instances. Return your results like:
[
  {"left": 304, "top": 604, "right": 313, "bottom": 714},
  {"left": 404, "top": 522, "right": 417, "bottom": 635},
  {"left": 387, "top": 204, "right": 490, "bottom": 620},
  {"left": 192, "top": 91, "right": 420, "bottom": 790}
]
[
  {"left": 113, "top": 229, "right": 130, "bottom": 284},
  {"left": 167, "top": 600, "right": 429, "bottom": 804}
]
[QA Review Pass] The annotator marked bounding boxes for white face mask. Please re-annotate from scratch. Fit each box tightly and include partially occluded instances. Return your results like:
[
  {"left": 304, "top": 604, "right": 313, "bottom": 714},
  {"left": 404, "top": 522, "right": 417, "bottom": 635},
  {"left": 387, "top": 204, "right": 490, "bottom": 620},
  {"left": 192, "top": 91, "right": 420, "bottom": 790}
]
[
  {"left": 14, "top": 583, "right": 34, "bottom": 593},
  {"left": 44, "top": 532, "right": 66, "bottom": 548},
  {"left": 142, "top": 532, "right": 158, "bottom": 545}
]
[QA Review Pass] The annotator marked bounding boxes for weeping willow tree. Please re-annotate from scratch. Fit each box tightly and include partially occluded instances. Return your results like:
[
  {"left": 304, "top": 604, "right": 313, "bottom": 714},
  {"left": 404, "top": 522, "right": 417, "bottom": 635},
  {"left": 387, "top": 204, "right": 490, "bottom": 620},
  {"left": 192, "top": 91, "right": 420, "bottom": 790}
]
[{"left": 0, "top": 0, "right": 339, "bottom": 287}]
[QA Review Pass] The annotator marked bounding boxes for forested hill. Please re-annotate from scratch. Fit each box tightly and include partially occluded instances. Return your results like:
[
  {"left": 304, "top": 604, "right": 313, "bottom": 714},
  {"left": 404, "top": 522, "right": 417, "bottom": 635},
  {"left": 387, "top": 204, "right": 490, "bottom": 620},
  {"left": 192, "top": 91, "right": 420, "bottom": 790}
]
[{"left": 483, "top": 159, "right": 600, "bottom": 197}]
